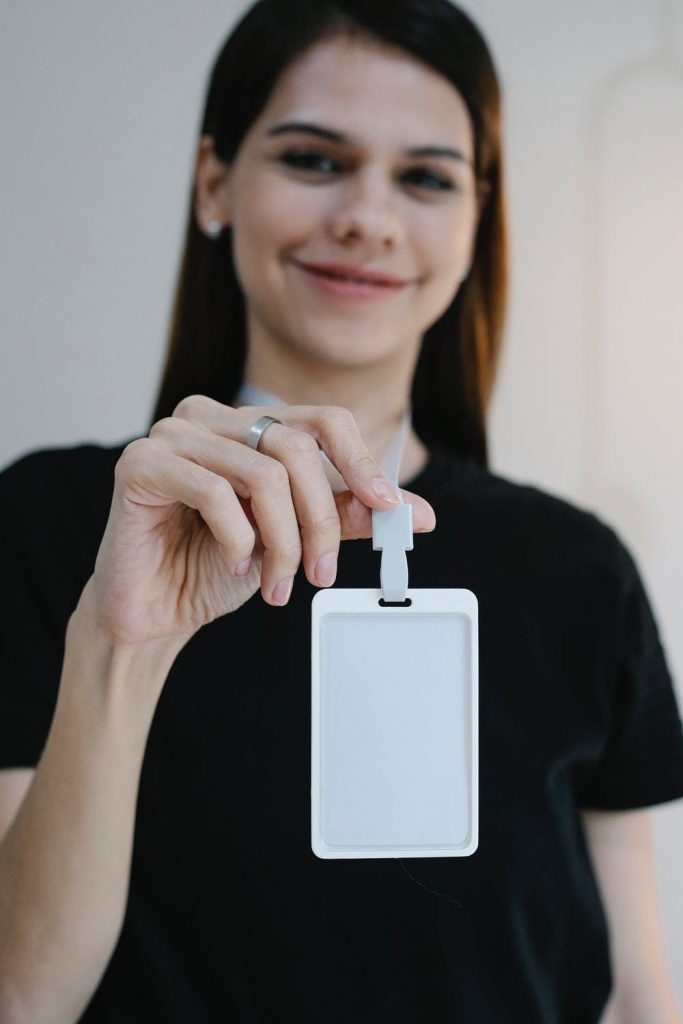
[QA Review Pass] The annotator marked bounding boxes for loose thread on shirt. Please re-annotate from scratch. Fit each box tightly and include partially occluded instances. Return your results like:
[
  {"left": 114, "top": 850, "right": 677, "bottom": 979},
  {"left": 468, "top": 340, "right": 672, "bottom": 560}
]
[{"left": 396, "top": 859, "right": 464, "bottom": 909}]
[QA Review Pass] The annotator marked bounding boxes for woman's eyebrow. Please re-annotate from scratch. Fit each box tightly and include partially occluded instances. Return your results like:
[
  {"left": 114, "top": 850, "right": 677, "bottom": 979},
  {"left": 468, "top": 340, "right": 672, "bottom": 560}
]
[{"left": 265, "top": 121, "right": 473, "bottom": 165}]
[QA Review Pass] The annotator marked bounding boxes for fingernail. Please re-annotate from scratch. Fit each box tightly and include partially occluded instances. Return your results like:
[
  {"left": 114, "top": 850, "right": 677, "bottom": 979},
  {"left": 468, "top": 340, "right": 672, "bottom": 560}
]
[
  {"left": 233, "top": 557, "right": 252, "bottom": 576},
  {"left": 372, "top": 477, "right": 401, "bottom": 503},
  {"left": 314, "top": 552, "right": 337, "bottom": 587},
  {"left": 272, "top": 576, "right": 294, "bottom": 605}
]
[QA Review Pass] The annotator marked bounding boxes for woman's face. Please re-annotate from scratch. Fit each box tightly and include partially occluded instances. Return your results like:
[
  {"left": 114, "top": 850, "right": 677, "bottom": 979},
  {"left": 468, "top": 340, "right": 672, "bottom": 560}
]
[{"left": 198, "top": 33, "right": 481, "bottom": 372}]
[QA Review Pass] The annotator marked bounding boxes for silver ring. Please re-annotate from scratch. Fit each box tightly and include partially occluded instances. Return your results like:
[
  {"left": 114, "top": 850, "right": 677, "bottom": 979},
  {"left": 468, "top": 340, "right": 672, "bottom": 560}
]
[{"left": 246, "top": 415, "right": 284, "bottom": 451}]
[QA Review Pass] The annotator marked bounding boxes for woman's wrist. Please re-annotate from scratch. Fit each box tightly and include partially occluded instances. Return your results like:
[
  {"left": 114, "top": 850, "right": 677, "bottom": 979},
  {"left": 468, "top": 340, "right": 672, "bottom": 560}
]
[{"left": 62, "top": 577, "right": 191, "bottom": 731}]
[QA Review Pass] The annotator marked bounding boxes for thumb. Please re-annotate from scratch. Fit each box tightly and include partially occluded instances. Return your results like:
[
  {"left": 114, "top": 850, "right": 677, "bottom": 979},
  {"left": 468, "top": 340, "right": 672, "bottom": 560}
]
[{"left": 335, "top": 488, "right": 436, "bottom": 541}]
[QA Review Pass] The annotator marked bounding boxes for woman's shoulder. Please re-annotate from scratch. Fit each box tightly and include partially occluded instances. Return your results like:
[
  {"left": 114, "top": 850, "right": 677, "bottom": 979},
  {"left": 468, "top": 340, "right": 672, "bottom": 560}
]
[
  {"left": 0, "top": 436, "right": 133, "bottom": 536},
  {"left": 1, "top": 435, "right": 131, "bottom": 491},
  {"left": 428, "top": 447, "right": 631, "bottom": 578}
]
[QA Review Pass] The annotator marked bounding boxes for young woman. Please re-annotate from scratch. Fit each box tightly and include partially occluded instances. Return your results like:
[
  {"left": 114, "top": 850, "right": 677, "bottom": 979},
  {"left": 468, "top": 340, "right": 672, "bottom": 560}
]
[{"left": 1, "top": 2, "right": 682, "bottom": 1021}]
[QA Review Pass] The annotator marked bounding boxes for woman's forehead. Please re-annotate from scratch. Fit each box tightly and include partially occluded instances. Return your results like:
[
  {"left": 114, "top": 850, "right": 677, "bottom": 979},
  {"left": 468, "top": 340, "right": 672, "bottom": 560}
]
[{"left": 252, "top": 35, "right": 474, "bottom": 156}]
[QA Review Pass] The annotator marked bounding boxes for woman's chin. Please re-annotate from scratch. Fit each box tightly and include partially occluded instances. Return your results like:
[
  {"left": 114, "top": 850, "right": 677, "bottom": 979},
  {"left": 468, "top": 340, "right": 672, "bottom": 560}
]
[
  {"left": 285, "top": 321, "right": 407, "bottom": 366},
  {"left": 294, "top": 338, "right": 402, "bottom": 370}
]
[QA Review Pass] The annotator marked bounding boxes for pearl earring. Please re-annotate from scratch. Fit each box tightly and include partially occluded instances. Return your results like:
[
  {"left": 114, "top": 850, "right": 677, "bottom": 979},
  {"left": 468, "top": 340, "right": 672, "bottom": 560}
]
[{"left": 206, "top": 219, "right": 223, "bottom": 239}]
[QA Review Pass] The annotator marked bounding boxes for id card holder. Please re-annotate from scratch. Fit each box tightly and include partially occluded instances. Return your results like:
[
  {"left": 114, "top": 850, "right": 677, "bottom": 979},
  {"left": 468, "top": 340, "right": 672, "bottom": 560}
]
[{"left": 311, "top": 503, "right": 478, "bottom": 859}]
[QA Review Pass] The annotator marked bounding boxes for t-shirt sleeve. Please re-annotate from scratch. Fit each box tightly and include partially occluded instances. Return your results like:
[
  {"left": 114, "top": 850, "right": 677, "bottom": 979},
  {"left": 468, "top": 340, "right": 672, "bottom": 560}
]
[
  {"left": 0, "top": 450, "right": 86, "bottom": 769},
  {"left": 578, "top": 528, "right": 683, "bottom": 810}
]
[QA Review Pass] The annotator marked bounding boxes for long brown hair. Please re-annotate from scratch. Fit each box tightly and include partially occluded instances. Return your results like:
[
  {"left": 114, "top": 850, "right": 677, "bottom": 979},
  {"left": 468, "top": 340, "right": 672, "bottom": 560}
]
[{"left": 149, "top": 0, "right": 507, "bottom": 467}]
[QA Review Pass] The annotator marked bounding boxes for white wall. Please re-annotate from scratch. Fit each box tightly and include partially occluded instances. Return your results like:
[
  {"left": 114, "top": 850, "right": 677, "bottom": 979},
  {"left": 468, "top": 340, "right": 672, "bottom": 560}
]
[{"left": 2, "top": 0, "right": 682, "bottom": 1011}]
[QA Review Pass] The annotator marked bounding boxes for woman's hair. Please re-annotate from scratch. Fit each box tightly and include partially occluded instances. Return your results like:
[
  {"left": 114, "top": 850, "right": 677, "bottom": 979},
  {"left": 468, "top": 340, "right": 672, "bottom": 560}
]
[{"left": 149, "top": 0, "right": 507, "bottom": 467}]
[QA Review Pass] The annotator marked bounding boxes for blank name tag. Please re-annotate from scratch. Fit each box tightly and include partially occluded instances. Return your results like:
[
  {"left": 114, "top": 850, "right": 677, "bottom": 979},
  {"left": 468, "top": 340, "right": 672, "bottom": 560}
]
[{"left": 311, "top": 588, "right": 478, "bottom": 859}]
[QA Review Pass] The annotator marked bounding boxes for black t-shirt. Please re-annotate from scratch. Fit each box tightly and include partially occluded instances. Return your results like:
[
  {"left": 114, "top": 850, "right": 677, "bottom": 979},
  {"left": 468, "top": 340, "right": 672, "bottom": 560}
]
[{"left": 2, "top": 437, "right": 683, "bottom": 1024}]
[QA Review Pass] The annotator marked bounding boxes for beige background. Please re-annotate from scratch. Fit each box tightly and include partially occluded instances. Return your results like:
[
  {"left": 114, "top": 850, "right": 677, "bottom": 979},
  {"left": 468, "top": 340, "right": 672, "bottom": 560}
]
[{"left": 1, "top": 0, "right": 682, "bottom": 1010}]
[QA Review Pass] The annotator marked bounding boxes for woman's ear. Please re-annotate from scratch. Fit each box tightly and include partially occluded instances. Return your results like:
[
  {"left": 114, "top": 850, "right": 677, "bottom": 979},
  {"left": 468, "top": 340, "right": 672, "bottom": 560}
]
[{"left": 194, "top": 134, "right": 232, "bottom": 236}]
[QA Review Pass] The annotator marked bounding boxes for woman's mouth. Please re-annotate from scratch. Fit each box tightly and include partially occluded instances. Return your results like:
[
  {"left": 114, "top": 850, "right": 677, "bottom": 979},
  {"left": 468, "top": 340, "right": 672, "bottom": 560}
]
[{"left": 291, "top": 261, "right": 410, "bottom": 301}]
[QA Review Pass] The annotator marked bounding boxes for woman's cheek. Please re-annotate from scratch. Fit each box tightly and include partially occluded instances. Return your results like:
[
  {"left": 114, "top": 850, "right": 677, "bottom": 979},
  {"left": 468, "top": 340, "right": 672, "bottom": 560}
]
[{"left": 249, "top": 174, "right": 322, "bottom": 232}]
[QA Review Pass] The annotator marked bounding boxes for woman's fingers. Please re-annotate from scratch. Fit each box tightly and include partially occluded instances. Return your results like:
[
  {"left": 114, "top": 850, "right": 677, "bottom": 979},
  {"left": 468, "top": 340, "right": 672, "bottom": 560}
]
[
  {"left": 247, "top": 406, "right": 437, "bottom": 537},
  {"left": 262, "top": 403, "right": 408, "bottom": 508},
  {"left": 168, "top": 396, "right": 437, "bottom": 600},
  {"left": 334, "top": 488, "right": 436, "bottom": 540},
  {"left": 116, "top": 438, "right": 256, "bottom": 570},
  {"left": 153, "top": 415, "right": 341, "bottom": 597},
  {"left": 251, "top": 425, "right": 342, "bottom": 588},
  {"left": 174, "top": 396, "right": 407, "bottom": 509},
  {"left": 147, "top": 418, "right": 303, "bottom": 604}
]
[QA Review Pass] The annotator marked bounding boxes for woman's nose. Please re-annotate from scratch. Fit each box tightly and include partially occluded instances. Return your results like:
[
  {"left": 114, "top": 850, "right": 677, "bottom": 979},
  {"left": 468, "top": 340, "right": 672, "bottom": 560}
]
[{"left": 327, "top": 168, "right": 405, "bottom": 249}]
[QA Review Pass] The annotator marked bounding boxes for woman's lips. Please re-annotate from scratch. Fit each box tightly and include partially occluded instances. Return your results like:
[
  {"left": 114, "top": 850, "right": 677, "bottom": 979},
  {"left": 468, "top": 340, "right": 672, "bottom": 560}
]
[{"left": 291, "top": 261, "right": 410, "bottom": 301}]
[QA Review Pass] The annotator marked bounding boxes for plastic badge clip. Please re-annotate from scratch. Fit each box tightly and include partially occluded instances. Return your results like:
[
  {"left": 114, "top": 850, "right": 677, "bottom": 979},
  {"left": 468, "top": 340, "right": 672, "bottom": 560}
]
[{"left": 372, "top": 503, "right": 413, "bottom": 603}]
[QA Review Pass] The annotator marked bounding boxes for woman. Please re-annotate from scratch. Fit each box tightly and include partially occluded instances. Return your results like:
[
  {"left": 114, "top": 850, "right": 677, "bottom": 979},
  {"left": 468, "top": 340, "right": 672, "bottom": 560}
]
[{"left": 1, "top": 1, "right": 682, "bottom": 1021}]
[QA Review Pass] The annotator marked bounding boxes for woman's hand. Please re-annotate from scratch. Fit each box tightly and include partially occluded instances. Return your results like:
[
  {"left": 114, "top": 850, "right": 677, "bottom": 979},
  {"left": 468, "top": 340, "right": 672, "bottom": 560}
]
[{"left": 82, "top": 396, "right": 436, "bottom": 646}]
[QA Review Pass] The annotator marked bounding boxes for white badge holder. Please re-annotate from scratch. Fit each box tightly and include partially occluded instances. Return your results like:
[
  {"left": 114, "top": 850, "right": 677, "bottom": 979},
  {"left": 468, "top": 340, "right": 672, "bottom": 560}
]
[
  {"left": 232, "top": 384, "right": 478, "bottom": 860},
  {"left": 311, "top": 502, "right": 478, "bottom": 860}
]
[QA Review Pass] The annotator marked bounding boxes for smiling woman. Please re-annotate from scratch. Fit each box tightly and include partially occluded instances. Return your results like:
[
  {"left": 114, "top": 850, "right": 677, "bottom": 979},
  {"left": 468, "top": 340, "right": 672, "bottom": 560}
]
[
  {"left": 0, "top": 2, "right": 682, "bottom": 1023},
  {"left": 186, "top": 30, "right": 489, "bottom": 461},
  {"left": 155, "top": 1, "right": 505, "bottom": 469},
  {"left": 191, "top": 29, "right": 481, "bottom": 395}
]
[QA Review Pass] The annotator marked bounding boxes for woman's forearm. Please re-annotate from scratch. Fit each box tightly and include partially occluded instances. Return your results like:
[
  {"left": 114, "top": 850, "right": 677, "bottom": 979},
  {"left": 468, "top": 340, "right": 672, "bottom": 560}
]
[{"left": 0, "top": 579, "right": 186, "bottom": 1024}]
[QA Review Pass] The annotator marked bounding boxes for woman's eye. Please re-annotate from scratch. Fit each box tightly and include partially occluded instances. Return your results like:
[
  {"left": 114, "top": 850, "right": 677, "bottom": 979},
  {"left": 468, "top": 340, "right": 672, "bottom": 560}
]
[
  {"left": 278, "top": 150, "right": 457, "bottom": 194},
  {"left": 402, "top": 168, "right": 456, "bottom": 193},
  {"left": 279, "top": 150, "right": 339, "bottom": 174}
]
